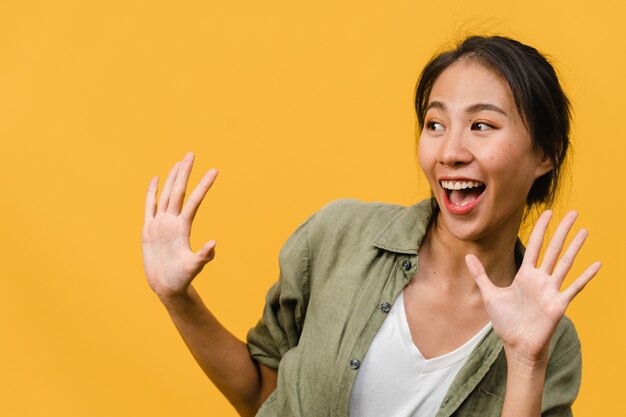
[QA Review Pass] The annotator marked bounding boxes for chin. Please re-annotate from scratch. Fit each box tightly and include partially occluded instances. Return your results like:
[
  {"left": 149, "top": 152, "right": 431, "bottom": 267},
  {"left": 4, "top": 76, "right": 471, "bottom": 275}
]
[
  {"left": 436, "top": 203, "right": 525, "bottom": 246},
  {"left": 440, "top": 220, "right": 488, "bottom": 243}
]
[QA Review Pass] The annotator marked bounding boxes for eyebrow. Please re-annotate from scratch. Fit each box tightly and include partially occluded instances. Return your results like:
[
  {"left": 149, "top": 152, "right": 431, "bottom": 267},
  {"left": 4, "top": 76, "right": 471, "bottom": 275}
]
[{"left": 426, "top": 101, "right": 508, "bottom": 116}]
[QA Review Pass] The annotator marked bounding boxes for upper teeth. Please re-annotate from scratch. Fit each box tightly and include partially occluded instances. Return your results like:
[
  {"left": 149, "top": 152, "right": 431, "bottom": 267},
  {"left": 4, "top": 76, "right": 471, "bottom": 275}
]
[{"left": 441, "top": 180, "right": 484, "bottom": 190}]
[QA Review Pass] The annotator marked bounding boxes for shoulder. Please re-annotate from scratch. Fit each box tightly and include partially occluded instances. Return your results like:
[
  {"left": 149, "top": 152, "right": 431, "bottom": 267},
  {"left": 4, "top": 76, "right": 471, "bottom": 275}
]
[
  {"left": 306, "top": 198, "right": 410, "bottom": 245},
  {"left": 313, "top": 198, "right": 407, "bottom": 227},
  {"left": 281, "top": 198, "right": 433, "bottom": 264},
  {"left": 277, "top": 199, "right": 404, "bottom": 258}
]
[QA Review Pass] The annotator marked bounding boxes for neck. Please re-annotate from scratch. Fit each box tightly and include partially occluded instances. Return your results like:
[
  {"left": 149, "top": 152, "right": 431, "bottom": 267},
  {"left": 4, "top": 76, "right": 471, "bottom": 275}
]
[{"left": 422, "top": 210, "right": 523, "bottom": 290}]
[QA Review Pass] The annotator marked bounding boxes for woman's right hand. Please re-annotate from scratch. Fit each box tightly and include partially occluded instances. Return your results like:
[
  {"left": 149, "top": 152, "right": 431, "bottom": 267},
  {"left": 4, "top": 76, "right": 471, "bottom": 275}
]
[{"left": 142, "top": 152, "right": 218, "bottom": 301}]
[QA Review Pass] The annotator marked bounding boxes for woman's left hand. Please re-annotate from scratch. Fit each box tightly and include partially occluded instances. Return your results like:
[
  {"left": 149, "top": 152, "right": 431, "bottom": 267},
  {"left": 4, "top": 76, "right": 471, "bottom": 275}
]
[{"left": 465, "top": 210, "right": 601, "bottom": 368}]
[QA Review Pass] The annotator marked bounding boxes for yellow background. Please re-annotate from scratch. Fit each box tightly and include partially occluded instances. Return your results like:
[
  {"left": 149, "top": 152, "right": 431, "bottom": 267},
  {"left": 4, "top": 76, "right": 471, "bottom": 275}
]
[{"left": 1, "top": 1, "right": 624, "bottom": 415}]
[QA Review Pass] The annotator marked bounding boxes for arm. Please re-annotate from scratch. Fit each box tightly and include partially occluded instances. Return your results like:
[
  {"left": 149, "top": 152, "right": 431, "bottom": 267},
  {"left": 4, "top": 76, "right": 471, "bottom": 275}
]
[
  {"left": 499, "top": 349, "right": 548, "bottom": 416},
  {"left": 160, "top": 286, "right": 277, "bottom": 417},
  {"left": 465, "top": 211, "right": 601, "bottom": 416},
  {"left": 142, "top": 152, "right": 277, "bottom": 417}
]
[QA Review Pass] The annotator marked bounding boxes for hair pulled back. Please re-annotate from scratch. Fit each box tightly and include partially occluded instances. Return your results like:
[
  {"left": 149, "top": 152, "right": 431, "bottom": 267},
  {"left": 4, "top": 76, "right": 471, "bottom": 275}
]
[{"left": 415, "top": 36, "right": 571, "bottom": 208}]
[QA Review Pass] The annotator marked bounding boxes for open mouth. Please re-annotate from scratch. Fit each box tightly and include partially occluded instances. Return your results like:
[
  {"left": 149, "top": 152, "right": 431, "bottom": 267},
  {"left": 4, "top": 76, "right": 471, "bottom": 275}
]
[{"left": 440, "top": 180, "right": 486, "bottom": 208}]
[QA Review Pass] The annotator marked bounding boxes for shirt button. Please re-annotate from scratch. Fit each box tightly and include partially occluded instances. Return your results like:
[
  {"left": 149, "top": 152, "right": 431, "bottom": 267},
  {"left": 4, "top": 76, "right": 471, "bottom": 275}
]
[
  {"left": 380, "top": 302, "right": 392, "bottom": 313},
  {"left": 349, "top": 359, "right": 361, "bottom": 370},
  {"left": 402, "top": 260, "right": 412, "bottom": 271}
]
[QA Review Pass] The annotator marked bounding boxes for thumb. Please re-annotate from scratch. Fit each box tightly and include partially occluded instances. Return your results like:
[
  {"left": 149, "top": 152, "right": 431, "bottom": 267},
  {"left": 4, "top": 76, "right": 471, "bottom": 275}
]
[
  {"left": 196, "top": 240, "right": 217, "bottom": 262},
  {"left": 465, "top": 254, "right": 495, "bottom": 296}
]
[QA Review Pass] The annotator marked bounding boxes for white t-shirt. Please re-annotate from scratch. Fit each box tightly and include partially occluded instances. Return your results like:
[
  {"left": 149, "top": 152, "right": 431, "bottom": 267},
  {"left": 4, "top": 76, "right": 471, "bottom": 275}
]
[{"left": 349, "top": 292, "right": 492, "bottom": 417}]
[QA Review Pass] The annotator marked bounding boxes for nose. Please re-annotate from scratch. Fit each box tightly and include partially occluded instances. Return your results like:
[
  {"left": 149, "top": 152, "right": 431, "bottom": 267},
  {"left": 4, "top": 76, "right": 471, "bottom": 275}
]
[{"left": 438, "top": 127, "right": 473, "bottom": 167}]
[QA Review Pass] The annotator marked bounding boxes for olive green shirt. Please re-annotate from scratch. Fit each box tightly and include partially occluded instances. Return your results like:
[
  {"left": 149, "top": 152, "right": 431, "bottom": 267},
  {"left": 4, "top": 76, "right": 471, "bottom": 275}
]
[{"left": 247, "top": 199, "right": 581, "bottom": 416}]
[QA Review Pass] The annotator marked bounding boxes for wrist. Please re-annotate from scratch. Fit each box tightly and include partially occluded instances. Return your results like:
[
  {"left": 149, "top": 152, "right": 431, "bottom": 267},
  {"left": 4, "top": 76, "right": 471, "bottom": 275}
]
[
  {"left": 503, "top": 344, "right": 549, "bottom": 378},
  {"left": 158, "top": 285, "right": 196, "bottom": 309}
]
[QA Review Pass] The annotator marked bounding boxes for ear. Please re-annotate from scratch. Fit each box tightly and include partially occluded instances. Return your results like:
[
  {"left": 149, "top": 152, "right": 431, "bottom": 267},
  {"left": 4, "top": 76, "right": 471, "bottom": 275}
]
[{"left": 534, "top": 153, "right": 553, "bottom": 178}]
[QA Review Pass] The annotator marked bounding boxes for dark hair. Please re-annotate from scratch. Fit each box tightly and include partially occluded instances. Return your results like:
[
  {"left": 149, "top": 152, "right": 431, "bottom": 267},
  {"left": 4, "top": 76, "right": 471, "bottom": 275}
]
[{"left": 415, "top": 36, "right": 571, "bottom": 208}]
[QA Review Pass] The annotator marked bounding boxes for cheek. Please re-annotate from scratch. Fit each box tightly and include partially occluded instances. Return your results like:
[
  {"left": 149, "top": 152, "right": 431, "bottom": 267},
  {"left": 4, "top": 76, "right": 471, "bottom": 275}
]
[
  {"left": 494, "top": 131, "right": 537, "bottom": 166},
  {"left": 417, "top": 136, "right": 435, "bottom": 173},
  {"left": 478, "top": 142, "right": 524, "bottom": 174},
  {"left": 482, "top": 146, "right": 542, "bottom": 198}
]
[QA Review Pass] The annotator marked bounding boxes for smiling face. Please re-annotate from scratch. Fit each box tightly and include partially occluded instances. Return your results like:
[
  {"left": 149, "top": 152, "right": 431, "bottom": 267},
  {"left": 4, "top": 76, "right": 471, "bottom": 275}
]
[{"left": 418, "top": 59, "right": 552, "bottom": 243}]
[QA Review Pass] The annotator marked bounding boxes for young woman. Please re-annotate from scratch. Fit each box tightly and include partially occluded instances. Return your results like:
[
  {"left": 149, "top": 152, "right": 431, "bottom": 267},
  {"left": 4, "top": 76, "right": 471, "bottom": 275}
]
[{"left": 142, "top": 36, "right": 601, "bottom": 416}]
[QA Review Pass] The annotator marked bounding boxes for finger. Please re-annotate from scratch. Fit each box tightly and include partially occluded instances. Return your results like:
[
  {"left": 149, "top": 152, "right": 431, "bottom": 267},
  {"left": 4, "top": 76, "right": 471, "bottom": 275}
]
[
  {"left": 552, "top": 228, "right": 588, "bottom": 285},
  {"left": 144, "top": 176, "right": 158, "bottom": 223},
  {"left": 465, "top": 254, "right": 496, "bottom": 296},
  {"left": 540, "top": 211, "right": 578, "bottom": 274},
  {"left": 561, "top": 261, "right": 601, "bottom": 304},
  {"left": 167, "top": 152, "right": 195, "bottom": 215},
  {"left": 181, "top": 168, "right": 219, "bottom": 222},
  {"left": 522, "top": 210, "right": 553, "bottom": 268},
  {"left": 196, "top": 240, "right": 216, "bottom": 262},
  {"left": 157, "top": 161, "right": 182, "bottom": 213}
]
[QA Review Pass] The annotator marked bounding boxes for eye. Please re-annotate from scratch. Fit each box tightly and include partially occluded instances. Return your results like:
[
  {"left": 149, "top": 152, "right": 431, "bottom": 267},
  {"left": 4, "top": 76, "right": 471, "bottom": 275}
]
[
  {"left": 471, "top": 121, "right": 494, "bottom": 131},
  {"left": 426, "top": 120, "right": 445, "bottom": 131}
]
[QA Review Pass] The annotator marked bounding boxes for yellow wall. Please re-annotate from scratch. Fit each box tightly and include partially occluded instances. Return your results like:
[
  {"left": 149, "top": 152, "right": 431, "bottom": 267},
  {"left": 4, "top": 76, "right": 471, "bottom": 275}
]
[{"left": 1, "top": 1, "right": 623, "bottom": 415}]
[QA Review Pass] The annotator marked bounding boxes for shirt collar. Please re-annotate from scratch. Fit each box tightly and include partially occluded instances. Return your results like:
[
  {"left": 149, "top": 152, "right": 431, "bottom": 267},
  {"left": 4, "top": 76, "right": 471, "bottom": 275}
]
[
  {"left": 372, "top": 199, "right": 434, "bottom": 255},
  {"left": 372, "top": 198, "right": 525, "bottom": 267}
]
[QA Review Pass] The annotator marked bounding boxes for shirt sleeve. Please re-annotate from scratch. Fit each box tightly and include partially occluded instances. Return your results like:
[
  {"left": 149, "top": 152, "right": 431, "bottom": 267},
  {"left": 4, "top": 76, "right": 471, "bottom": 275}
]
[
  {"left": 246, "top": 213, "right": 316, "bottom": 370},
  {"left": 541, "top": 316, "right": 582, "bottom": 417}
]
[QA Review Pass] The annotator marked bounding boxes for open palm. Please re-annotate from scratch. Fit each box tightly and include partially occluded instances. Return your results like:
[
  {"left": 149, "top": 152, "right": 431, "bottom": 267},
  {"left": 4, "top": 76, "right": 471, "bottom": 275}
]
[
  {"left": 465, "top": 211, "right": 601, "bottom": 362},
  {"left": 142, "top": 153, "right": 218, "bottom": 299}
]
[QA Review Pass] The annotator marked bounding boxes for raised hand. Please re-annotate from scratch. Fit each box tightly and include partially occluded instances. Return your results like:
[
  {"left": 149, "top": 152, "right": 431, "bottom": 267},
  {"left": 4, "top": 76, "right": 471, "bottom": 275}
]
[
  {"left": 465, "top": 210, "right": 601, "bottom": 364},
  {"left": 142, "top": 152, "right": 218, "bottom": 300}
]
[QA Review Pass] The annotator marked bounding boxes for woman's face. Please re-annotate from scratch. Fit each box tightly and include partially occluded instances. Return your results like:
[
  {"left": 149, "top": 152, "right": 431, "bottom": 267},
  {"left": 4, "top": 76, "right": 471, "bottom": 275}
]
[{"left": 418, "top": 60, "right": 551, "bottom": 243}]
